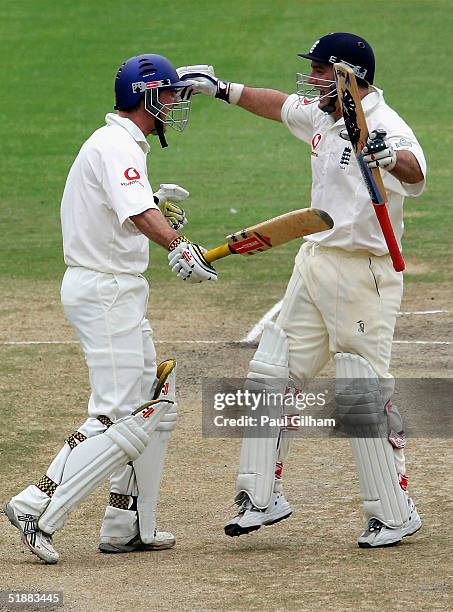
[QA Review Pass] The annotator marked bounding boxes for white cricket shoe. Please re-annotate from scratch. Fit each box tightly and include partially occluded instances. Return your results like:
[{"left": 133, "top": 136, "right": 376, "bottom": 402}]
[
  {"left": 357, "top": 518, "right": 403, "bottom": 548},
  {"left": 99, "top": 528, "right": 175, "bottom": 553},
  {"left": 4, "top": 501, "right": 59, "bottom": 564},
  {"left": 224, "top": 492, "right": 292, "bottom": 537},
  {"left": 402, "top": 497, "right": 422, "bottom": 538},
  {"left": 358, "top": 496, "right": 422, "bottom": 548}
]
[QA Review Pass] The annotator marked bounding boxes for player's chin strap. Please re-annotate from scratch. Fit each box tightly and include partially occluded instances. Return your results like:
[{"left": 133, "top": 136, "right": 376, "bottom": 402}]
[{"left": 155, "top": 117, "right": 168, "bottom": 148}]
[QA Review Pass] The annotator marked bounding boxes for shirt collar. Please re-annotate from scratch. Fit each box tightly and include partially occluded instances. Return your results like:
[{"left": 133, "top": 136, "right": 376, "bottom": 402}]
[{"left": 105, "top": 113, "right": 150, "bottom": 153}]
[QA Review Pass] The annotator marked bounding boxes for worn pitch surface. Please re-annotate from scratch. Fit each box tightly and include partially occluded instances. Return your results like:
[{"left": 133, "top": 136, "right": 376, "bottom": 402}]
[{"left": 0, "top": 282, "right": 452, "bottom": 611}]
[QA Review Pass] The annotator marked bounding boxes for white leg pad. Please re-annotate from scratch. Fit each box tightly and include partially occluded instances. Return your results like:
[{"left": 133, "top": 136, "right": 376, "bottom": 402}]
[
  {"left": 38, "top": 399, "right": 172, "bottom": 534},
  {"left": 335, "top": 353, "right": 409, "bottom": 527},
  {"left": 134, "top": 403, "right": 178, "bottom": 543},
  {"left": 236, "top": 321, "right": 289, "bottom": 509},
  {"left": 99, "top": 360, "right": 177, "bottom": 544}
]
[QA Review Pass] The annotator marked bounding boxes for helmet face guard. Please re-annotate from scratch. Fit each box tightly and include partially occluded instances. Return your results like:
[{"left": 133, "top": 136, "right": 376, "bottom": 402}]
[
  {"left": 296, "top": 72, "right": 337, "bottom": 105},
  {"left": 130, "top": 80, "right": 191, "bottom": 132},
  {"left": 146, "top": 90, "right": 190, "bottom": 132}
]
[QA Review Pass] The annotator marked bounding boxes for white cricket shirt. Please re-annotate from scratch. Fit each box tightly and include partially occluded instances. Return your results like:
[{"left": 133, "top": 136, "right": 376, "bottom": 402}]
[
  {"left": 281, "top": 88, "right": 427, "bottom": 254},
  {"left": 61, "top": 113, "right": 159, "bottom": 274}
]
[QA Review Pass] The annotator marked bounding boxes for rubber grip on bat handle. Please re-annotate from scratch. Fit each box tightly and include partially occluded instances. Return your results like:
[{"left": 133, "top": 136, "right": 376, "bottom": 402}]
[
  {"left": 203, "top": 243, "right": 233, "bottom": 263},
  {"left": 373, "top": 204, "right": 405, "bottom": 272}
]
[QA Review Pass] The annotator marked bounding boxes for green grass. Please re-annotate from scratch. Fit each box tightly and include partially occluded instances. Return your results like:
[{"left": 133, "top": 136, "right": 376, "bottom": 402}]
[{"left": 1, "top": 0, "right": 452, "bottom": 284}]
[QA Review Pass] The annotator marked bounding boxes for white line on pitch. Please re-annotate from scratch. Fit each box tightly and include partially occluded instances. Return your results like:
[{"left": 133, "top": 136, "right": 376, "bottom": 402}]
[
  {"left": 2, "top": 340, "right": 79, "bottom": 345},
  {"left": 1, "top": 339, "right": 230, "bottom": 346},
  {"left": 393, "top": 340, "right": 452, "bottom": 345},
  {"left": 398, "top": 310, "right": 450, "bottom": 315},
  {"left": 2, "top": 339, "right": 451, "bottom": 346},
  {"left": 241, "top": 299, "right": 283, "bottom": 343}
]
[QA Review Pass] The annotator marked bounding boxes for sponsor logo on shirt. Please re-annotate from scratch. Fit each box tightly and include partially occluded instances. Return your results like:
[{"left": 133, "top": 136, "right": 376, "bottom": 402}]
[
  {"left": 394, "top": 137, "right": 412, "bottom": 149},
  {"left": 124, "top": 167, "right": 140, "bottom": 180},
  {"left": 311, "top": 133, "right": 322, "bottom": 157},
  {"left": 121, "top": 167, "right": 144, "bottom": 188}
]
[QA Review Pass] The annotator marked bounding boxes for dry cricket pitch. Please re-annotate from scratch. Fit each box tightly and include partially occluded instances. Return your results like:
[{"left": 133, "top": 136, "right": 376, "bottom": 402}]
[{"left": 0, "top": 280, "right": 452, "bottom": 611}]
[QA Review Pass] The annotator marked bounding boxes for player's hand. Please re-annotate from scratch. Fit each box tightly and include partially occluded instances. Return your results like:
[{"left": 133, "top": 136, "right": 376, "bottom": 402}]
[
  {"left": 154, "top": 184, "right": 189, "bottom": 230},
  {"left": 362, "top": 130, "right": 397, "bottom": 171},
  {"left": 168, "top": 241, "right": 218, "bottom": 283},
  {"left": 176, "top": 65, "right": 244, "bottom": 104}
]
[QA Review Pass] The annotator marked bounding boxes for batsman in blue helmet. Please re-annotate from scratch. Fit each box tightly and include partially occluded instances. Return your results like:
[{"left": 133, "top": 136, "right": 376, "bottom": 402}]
[
  {"left": 177, "top": 33, "right": 427, "bottom": 549},
  {"left": 4, "top": 53, "right": 218, "bottom": 563}
]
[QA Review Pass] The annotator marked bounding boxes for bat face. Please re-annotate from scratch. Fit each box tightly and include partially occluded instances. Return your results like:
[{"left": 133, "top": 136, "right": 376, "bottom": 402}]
[{"left": 226, "top": 208, "right": 333, "bottom": 256}]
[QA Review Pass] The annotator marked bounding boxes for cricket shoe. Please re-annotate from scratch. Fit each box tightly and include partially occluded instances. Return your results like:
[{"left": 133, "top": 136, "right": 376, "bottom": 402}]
[
  {"left": 224, "top": 492, "right": 292, "bottom": 537},
  {"left": 99, "top": 528, "right": 175, "bottom": 553},
  {"left": 3, "top": 500, "right": 59, "bottom": 564},
  {"left": 402, "top": 497, "right": 422, "bottom": 538},
  {"left": 358, "top": 518, "right": 403, "bottom": 548}
]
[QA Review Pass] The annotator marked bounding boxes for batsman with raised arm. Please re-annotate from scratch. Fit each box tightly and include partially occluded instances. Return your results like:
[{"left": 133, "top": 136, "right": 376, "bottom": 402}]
[
  {"left": 4, "top": 53, "right": 217, "bottom": 563},
  {"left": 178, "top": 32, "right": 426, "bottom": 548}
]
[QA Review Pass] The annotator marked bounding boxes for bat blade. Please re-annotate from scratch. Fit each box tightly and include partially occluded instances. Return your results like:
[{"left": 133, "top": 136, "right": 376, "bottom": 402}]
[
  {"left": 204, "top": 208, "right": 333, "bottom": 263},
  {"left": 334, "top": 62, "right": 405, "bottom": 272}
]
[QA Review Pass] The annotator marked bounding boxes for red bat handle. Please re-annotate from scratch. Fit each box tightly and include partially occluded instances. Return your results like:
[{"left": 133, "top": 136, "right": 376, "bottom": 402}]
[{"left": 373, "top": 204, "right": 405, "bottom": 272}]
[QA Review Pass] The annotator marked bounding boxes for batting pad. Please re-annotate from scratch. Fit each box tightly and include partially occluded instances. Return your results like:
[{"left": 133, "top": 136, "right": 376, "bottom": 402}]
[
  {"left": 38, "top": 399, "right": 173, "bottom": 534},
  {"left": 236, "top": 322, "right": 289, "bottom": 508},
  {"left": 134, "top": 403, "right": 177, "bottom": 543},
  {"left": 335, "top": 353, "right": 409, "bottom": 527}
]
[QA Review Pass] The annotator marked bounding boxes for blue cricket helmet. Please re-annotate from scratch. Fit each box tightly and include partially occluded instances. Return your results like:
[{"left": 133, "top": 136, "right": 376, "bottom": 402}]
[
  {"left": 114, "top": 54, "right": 188, "bottom": 111},
  {"left": 299, "top": 32, "right": 375, "bottom": 84}
]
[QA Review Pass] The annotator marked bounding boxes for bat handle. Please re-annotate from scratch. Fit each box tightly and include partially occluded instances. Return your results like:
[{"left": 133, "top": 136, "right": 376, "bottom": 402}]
[
  {"left": 203, "top": 243, "right": 233, "bottom": 263},
  {"left": 373, "top": 204, "right": 405, "bottom": 272}
]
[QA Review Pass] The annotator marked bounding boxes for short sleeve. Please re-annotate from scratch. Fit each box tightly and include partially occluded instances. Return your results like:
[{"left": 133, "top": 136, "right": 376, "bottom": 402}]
[
  {"left": 281, "top": 94, "right": 315, "bottom": 144},
  {"left": 101, "top": 144, "right": 158, "bottom": 226}
]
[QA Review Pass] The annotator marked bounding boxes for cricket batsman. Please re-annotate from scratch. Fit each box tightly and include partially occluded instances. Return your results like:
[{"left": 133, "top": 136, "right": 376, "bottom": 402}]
[
  {"left": 4, "top": 53, "right": 217, "bottom": 563},
  {"left": 177, "top": 32, "right": 426, "bottom": 547}
]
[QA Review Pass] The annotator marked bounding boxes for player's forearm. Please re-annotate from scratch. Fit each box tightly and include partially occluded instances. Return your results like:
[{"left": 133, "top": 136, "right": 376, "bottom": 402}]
[
  {"left": 390, "top": 150, "right": 424, "bottom": 184},
  {"left": 130, "top": 208, "right": 178, "bottom": 249},
  {"left": 237, "top": 87, "right": 289, "bottom": 122}
]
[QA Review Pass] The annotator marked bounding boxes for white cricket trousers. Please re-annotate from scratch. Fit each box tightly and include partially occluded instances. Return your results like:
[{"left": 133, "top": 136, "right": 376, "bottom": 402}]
[
  {"left": 276, "top": 242, "right": 403, "bottom": 383},
  {"left": 276, "top": 242, "right": 406, "bottom": 478},
  {"left": 60, "top": 266, "right": 156, "bottom": 420},
  {"left": 11, "top": 267, "right": 157, "bottom": 518}
]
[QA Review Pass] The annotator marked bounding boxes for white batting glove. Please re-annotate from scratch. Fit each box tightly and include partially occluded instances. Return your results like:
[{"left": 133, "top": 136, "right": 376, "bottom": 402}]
[
  {"left": 176, "top": 64, "right": 244, "bottom": 104},
  {"left": 362, "top": 129, "right": 397, "bottom": 171},
  {"left": 154, "top": 184, "right": 189, "bottom": 230},
  {"left": 168, "top": 241, "right": 218, "bottom": 283}
]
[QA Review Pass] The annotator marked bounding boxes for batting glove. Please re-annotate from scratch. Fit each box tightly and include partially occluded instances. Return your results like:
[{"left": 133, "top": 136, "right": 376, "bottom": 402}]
[
  {"left": 168, "top": 241, "right": 218, "bottom": 283},
  {"left": 362, "top": 129, "right": 397, "bottom": 171},
  {"left": 154, "top": 184, "right": 189, "bottom": 231},
  {"left": 176, "top": 64, "right": 244, "bottom": 104}
]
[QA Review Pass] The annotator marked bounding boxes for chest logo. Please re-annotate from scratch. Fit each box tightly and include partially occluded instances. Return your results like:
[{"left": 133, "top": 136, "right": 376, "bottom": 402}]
[
  {"left": 124, "top": 167, "right": 141, "bottom": 181},
  {"left": 311, "top": 133, "right": 322, "bottom": 157}
]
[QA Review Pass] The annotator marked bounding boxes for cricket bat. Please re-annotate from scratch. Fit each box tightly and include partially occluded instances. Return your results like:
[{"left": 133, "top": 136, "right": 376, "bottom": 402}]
[
  {"left": 203, "top": 208, "right": 333, "bottom": 264},
  {"left": 334, "top": 62, "right": 405, "bottom": 272}
]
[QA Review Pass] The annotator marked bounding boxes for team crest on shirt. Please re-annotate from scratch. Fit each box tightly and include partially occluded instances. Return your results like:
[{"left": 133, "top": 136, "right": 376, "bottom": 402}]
[
  {"left": 339, "top": 146, "right": 352, "bottom": 169},
  {"left": 121, "top": 167, "right": 144, "bottom": 188}
]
